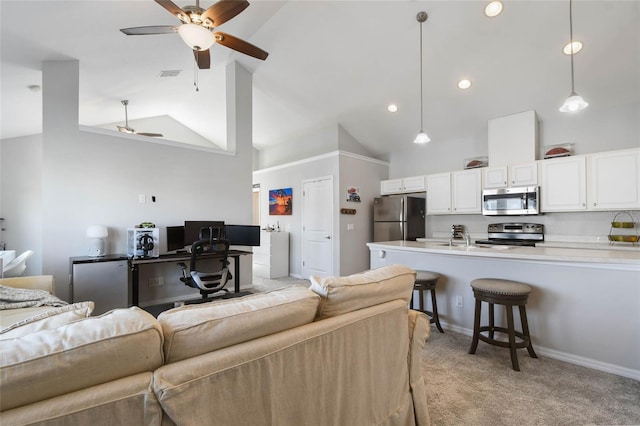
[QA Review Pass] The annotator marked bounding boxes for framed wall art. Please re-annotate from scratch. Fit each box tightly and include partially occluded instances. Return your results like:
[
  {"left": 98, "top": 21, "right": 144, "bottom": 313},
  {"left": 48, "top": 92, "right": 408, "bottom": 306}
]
[{"left": 269, "top": 188, "right": 292, "bottom": 215}]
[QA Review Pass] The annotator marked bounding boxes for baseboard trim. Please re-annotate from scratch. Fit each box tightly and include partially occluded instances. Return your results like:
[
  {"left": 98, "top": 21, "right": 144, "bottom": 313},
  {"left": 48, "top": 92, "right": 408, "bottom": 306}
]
[{"left": 438, "top": 322, "right": 640, "bottom": 381}]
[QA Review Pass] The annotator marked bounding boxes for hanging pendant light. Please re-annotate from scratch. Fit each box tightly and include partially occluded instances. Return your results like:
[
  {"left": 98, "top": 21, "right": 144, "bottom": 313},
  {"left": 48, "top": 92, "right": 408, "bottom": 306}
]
[
  {"left": 414, "top": 11, "right": 431, "bottom": 144},
  {"left": 560, "top": 0, "right": 588, "bottom": 112}
]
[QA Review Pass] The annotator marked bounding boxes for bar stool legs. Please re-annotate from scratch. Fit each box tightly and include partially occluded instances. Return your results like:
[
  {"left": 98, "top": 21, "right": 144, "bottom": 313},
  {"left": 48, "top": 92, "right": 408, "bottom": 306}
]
[
  {"left": 468, "top": 278, "right": 537, "bottom": 371},
  {"left": 412, "top": 271, "right": 444, "bottom": 333}
]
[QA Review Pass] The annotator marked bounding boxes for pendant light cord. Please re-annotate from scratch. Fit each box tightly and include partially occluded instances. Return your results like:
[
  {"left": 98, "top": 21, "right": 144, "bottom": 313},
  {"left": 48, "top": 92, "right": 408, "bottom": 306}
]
[
  {"left": 569, "top": 0, "right": 575, "bottom": 93},
  {"left": 419, "top": 18, "right": 424, "bottom": 131}
]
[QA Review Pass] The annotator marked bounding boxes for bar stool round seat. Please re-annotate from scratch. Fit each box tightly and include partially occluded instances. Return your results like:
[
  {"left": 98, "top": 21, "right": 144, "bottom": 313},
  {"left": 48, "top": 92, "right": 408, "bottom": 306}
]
[
  {"left": 468, "top": 278, "right": 537, "bottom": 371},
  {"left": 412, "top": 271, "right": 444, "bottom": 333}
]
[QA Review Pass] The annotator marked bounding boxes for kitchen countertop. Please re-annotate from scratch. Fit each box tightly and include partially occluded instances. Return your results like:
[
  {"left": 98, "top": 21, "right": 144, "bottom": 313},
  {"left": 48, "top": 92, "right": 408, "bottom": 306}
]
[{"left": 367, "top": 240, "right": 640, "bottom": 267}]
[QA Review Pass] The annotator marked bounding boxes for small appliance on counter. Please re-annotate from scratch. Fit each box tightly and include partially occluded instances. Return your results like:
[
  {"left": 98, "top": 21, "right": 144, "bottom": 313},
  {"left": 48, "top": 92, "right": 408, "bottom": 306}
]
[
  {"left": 127, "top": 227, "right": 159, "bottom": 258},
  {"left": 475, "top": 223, "right": 544, "bottom": 247},
  {"left": 373, "top": 195, "right": 425, "bottom": 242}
]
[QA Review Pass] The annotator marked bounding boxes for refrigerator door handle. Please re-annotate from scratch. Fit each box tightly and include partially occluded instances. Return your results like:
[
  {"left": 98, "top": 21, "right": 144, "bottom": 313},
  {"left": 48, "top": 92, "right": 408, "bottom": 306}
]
[{"left": 400, "top": 196, "right": 405, "bottom": 223}]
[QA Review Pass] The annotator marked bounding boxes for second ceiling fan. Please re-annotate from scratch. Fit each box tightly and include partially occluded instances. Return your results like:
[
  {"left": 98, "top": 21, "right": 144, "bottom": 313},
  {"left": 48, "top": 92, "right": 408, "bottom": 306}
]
[{"left": 120, "top": 0, "right": 268, "bottom": 69}]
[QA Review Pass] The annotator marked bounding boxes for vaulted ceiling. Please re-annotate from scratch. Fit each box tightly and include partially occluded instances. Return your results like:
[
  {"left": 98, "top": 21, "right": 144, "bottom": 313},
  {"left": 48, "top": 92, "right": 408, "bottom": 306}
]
[{"left": 1, "top": 1, "right": 638, "bottom": 158}]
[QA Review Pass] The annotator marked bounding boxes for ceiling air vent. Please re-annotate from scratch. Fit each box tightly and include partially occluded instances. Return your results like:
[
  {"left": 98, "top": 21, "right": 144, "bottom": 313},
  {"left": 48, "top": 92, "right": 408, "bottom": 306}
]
[{"left": 159, "top": 70, "right": 181, "bottom": 78}]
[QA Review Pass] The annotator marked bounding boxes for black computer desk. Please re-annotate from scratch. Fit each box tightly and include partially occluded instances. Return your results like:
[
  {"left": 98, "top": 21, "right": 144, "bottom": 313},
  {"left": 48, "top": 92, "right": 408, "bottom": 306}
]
[{"left": 129, "top": 250, "right": 251, "bottom": 306}]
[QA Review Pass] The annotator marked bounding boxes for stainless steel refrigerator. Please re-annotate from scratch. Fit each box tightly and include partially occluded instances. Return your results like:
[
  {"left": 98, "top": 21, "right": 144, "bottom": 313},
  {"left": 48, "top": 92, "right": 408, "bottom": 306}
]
[{"left": 373, "top": 195, "right": 425, "bottom": 242}]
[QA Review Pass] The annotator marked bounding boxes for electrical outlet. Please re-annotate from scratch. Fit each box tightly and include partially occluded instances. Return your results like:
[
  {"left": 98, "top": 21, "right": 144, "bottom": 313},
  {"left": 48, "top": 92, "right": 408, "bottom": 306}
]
[{"left": 455, "top": 296, "right": 463, "bottom": 307}]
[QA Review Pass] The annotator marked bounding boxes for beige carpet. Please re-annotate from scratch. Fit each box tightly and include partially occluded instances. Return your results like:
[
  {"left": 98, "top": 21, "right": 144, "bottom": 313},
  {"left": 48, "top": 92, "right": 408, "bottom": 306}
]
[{"left": 422, "top": 329, "right": 640, "bottom": 426}]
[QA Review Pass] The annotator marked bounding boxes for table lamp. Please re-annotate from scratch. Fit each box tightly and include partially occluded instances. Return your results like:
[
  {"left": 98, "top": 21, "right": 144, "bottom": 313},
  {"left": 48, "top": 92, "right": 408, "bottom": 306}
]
[{"left": 86, "top": 225, "right": 108, "bottom": 257}]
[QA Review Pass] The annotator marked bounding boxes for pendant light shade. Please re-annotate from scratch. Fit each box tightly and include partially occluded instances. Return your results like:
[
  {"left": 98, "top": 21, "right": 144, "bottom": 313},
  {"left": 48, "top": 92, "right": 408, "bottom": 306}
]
[
  {"left": 560, "top": 0, "right": 588, "bottom": 112},
  {"left": 414, "top": 11, "right": 430, "bottom": 144}
]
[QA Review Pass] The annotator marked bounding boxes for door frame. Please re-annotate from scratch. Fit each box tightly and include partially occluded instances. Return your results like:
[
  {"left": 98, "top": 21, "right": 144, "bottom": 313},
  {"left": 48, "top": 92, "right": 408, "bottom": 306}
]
[{"left": 301, "top": 175, "right": 334, "bottom": 278}]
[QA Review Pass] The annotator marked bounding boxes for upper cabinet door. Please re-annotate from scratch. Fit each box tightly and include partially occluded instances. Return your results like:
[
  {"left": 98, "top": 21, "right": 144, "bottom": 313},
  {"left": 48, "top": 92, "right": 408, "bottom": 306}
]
[
  {"left": 452, "top": 169, "right": 482, "bottom": 214},
  {"left": 588, "top": 148, "right": 640, "bottom": 210},
  {"left": 483, "top": 166, "right": 508, "bottom": 189},
  {"left": 539, "top": 156, "right": 587, "bottom": 212},
  {"left": 426, "top": 173, "right": 452, "bottom": 215},
  {"left": 403, "top": 175, "right": 426, "bottom": 193},
  {"left": 380, "top": 178, "right": 404, "bottom": 195},
  {"left": 510, "top": 162, "right": 538, "bottom": 186}
]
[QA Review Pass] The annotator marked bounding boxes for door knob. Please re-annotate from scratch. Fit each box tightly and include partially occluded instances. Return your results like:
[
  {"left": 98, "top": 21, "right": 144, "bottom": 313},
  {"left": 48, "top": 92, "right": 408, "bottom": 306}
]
[{"left": 324, "top": 236, "right": 331, "bottom": 239}]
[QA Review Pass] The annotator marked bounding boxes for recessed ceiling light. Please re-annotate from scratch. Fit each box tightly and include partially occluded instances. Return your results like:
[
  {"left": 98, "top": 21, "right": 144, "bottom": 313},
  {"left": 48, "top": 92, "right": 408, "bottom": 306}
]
[
  {"left": 484, "top": 1, "right": 503, "bottom": 17},
  {"left": 387, "top": 104, "right": 398, "bottom": 113},
  {"left": 563, "top": 41, "right": 583, "bottom": 55},
  {"left": 457, "top": 79, "right": 472, "bottom": 90}
]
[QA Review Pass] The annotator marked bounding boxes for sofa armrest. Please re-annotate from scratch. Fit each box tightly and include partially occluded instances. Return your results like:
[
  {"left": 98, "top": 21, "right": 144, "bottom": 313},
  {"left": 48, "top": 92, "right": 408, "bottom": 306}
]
[
  {"left": 0, "top": 275, "right": 55, "bottom": 294},
  {"left": 408, "top": 309, "right": 431, "bottom": 426}
]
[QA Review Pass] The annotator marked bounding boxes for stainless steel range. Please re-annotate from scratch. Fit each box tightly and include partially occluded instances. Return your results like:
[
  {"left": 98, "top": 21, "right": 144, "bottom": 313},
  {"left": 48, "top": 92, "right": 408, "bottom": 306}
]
[{"left": 475, "top": 223, "right": 544, "bottom": 247}]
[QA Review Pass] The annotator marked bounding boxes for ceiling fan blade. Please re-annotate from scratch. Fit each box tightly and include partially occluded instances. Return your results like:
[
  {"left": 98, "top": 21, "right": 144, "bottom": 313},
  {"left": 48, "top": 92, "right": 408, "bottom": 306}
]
[
  {"left": 155, "top": 0, "right": 187, "bottom": 20},
  {"left": 214, "top": 32, "right": 268, "bottom": 60},
  {"left": 136, "top": 132, "right": 164, "bottom": 138},
  {"left": 202, "top": 0, "right": 249, "bottom": 27},
  {"left": 193, "top": 49, "right": 211, "bottom": 69},
  {"left": 120, "top": 25, "right": 177, "bottom": 35}
]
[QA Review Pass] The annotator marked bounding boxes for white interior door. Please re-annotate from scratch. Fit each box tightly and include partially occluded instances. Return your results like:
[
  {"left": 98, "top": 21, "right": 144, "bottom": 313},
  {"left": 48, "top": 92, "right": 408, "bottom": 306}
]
[{"left": 302, "top": 176, "right": 333, "bottom": 278}]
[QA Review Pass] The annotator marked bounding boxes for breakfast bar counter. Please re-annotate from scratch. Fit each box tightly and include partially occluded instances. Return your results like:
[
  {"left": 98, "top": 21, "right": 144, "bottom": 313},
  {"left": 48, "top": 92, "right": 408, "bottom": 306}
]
[
  {"left": 367, "top": 240, "right": 640, "bottom": 380},
  {"left": 368, "top": 240, "right": 640, "bottom": 269}
]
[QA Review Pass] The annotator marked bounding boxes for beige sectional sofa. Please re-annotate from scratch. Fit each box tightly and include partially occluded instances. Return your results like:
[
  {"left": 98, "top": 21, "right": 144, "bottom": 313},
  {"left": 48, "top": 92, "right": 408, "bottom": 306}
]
[{"left": 0, "top": 265, "right": 431, "bottom": 426}]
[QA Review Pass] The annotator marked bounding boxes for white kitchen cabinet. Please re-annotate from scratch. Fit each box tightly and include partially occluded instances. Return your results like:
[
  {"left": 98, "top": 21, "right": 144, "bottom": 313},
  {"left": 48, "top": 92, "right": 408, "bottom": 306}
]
[
  {"left": 539, "top": 156, "right": 587, "bottom": 212},
  {"left": 452, "top": 169, "right": 482, "bottom": 214},
  {"left": 426, "top": 173, "right": 452, "bottom": 214},
  {"left": 588, "top": 148, "right": 640, "bottom": 210},
  {"left": 510, "top": 162, "right": 538, "bottom": 186},
  {"left": 483, "top": 163, "right": 537, "bottom": 189},
  {"left": 483, "top": 166, "right": 508, "bottom": 189},
  {"left": 402, "top": 175, "right": 427, "bottom": 192},
  {"left": 380, "top": 178, "right": 404, "bottom": 195},
  {"left": 380, "top": 176, "right": 426, "bottom": 195},
  {"left": 253, "top": 231, "right": 289, "bottom": 278},
  {"left": 488, "top": 110, "right": 538, "bottom": 167}
]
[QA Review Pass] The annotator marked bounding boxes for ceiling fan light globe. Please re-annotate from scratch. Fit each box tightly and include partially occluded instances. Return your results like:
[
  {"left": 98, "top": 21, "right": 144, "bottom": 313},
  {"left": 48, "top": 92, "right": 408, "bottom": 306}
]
[
  {"left": 414, "top": 131, "right": 431, "bottom": 144},
  {"left": 178, "top": 23, "right": 215, "bottom": 51},
  {"left": 559, "top": 92, "right": 589, "bottom": 112}
]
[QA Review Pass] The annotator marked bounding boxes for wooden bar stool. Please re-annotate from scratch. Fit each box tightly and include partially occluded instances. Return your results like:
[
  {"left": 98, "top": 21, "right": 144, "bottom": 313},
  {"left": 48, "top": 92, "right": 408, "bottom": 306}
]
[
  {"left": 411, "top": 271, "right": 444, "bottom": 333},
  {"left": 468, "top": 278, "right": 537, "bottom": 371}
]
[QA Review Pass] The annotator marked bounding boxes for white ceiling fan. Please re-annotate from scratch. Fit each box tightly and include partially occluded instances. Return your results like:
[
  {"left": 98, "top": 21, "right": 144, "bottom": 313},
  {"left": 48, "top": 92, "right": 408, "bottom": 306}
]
[{"left": 117, "top": 100, "right": 163, "bottom": 138}]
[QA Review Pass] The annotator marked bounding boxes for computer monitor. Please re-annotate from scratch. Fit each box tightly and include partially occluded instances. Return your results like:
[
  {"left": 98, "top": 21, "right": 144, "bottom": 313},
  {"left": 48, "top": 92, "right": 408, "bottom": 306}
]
[
  {"left": 166, "top": 226, "right": 185, "bottom": 252},
  {"left": 184, "top": 221, "right": 225, "bottom": 246},
  {"left": 225, "top": 225, "right": 261, "bottom": 247}
]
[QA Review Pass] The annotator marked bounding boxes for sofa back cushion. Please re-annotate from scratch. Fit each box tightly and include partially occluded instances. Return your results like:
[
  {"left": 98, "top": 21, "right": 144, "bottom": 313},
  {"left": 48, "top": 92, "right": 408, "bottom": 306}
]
[
  {"left": 158, "top": 286, "right": 320, "bottom": 363},
  {"left": 309, "top": 264, "right": 416, "bottom": 320},
  {"left": 0, "top": 307, "right": 164, "bottom": 411}
]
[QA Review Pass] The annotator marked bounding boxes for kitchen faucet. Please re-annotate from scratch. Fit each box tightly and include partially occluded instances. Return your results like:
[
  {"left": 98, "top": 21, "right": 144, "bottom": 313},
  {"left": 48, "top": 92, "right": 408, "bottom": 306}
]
[{"left": 449, "top": 225, "right": 471, "bottom": 247}]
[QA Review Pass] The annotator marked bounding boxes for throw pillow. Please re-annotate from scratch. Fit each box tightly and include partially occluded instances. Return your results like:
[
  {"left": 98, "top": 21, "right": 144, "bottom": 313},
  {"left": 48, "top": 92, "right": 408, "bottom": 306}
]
[{"left": 309, "top": 264, "right": 416, "bottom": 320}]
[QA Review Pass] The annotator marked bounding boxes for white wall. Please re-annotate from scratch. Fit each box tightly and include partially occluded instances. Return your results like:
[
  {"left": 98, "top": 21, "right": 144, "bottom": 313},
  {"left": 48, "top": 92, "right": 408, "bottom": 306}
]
[
  {"left": 338, "top": 153, "right": 388, "bottom": 276},
  {"left": 389, "top": 102, "right": 640, "bottom": 178},
  {"left": 253, "top": 153, "right": 339, "bottom": 278},
  {"left": 0, "top": 134, "right": 43, "bottom": 272},
  {"left": 0, "top": 60, "right": 254, "bottom": 301}
]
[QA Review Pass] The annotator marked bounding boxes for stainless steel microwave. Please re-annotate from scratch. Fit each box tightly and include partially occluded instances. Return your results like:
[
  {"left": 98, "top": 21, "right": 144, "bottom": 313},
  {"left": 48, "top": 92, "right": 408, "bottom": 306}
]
[{"left": 482, "top": 186, "right": 539, "bottom": 216}]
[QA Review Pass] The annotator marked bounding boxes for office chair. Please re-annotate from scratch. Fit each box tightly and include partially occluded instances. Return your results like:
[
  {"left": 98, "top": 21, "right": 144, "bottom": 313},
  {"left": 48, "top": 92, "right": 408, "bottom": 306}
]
[
  {"left": 179, "top": 239, "right": 232, "bottom": 300},
  {"left": 2, "top": 250, "right": 34, "bottom": 278}
]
